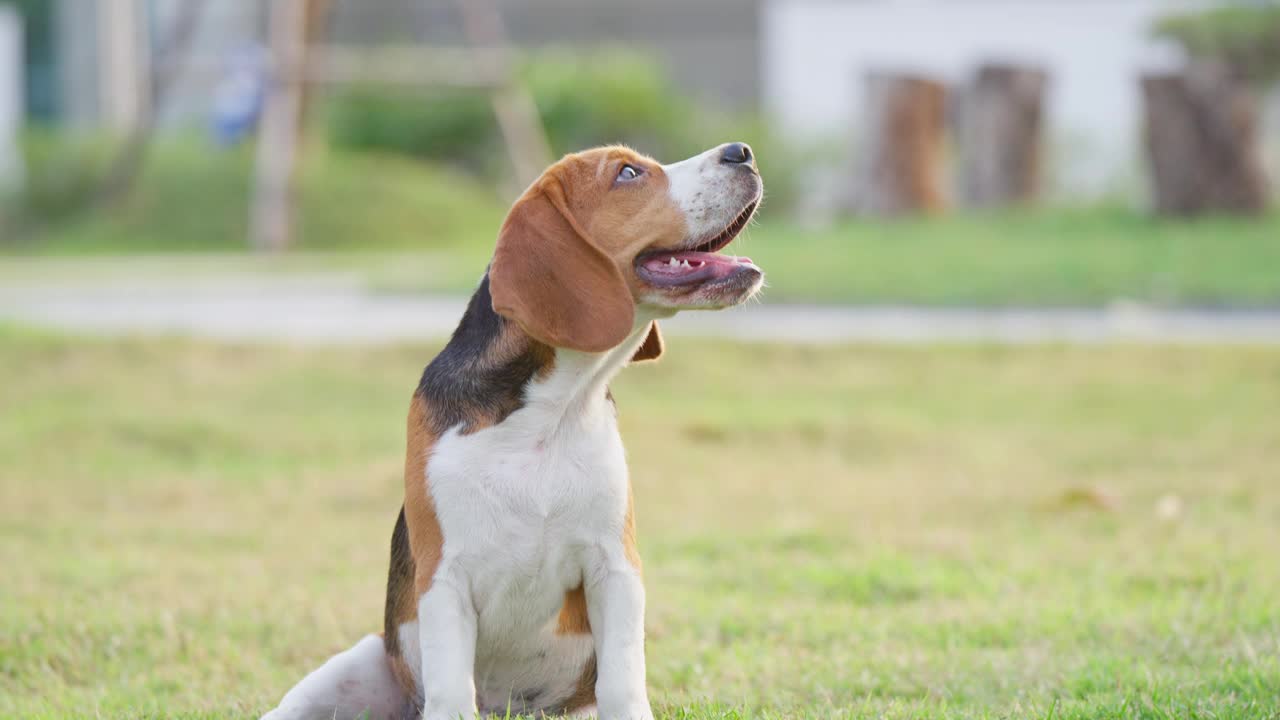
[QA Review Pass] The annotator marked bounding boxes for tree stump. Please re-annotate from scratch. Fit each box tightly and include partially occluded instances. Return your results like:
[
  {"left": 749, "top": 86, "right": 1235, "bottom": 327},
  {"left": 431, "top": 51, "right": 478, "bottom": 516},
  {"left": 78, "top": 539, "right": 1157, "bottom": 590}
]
[
  {"left": 959, "top": 64, "right": 1047, "bottom": 209},
  {"left": 849, "top": 72, "right": 948, "bottom": 217},
  {"left": 1142, "top": 65, "right": 1269, "bottom": 216}
]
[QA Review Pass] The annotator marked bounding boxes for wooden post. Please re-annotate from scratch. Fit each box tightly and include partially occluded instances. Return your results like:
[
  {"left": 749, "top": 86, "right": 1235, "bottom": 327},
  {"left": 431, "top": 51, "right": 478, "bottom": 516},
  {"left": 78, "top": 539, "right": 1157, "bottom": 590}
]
[
  {"left": 959, "top": 63, "right": 1047, "bottom": 209},
  {"left": 1142, "top": 64, "right": 1269, "bottom": 216},
  {"left": 250, "top": 0, "right": 310, "bottom": 252},
  {"left": 297, "top": 0, "right": 330, "bottom": 121},
  {"left": 849, "top": 72, "right": 948, "bottom": 217}
]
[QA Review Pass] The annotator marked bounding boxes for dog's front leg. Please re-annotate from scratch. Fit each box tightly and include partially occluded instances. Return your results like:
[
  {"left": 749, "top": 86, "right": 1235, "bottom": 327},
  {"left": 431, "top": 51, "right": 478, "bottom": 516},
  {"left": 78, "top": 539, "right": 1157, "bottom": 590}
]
[
  {"left": 586, "top": 549, "right": 654, "bottom": 720},
  {"left": 417, "top": 573, "right": 478, "bottom": 720}
]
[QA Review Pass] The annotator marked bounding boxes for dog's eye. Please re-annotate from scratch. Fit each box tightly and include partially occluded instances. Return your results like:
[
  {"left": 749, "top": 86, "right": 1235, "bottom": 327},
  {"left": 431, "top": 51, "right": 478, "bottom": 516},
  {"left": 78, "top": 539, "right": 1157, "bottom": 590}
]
[{"left": 617, "top": 165, "right": 642, "bottom": 182}]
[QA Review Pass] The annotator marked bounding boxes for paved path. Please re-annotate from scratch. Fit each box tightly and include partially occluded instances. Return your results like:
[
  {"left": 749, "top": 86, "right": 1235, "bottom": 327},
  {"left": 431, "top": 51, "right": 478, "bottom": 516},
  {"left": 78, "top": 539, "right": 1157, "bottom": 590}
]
[{"left": 4, "top": 279, "right": 1280, "bottom": 345}]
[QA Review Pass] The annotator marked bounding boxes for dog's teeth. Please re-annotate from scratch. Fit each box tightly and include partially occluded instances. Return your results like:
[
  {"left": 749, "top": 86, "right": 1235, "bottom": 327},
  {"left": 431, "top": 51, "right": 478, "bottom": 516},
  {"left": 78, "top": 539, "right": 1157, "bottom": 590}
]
[
  {"left": 667, "top": 257, "right": 680, "bottom": 267},
  {"left": 680, "top": 260, "right": 691, "bottom": 268}
]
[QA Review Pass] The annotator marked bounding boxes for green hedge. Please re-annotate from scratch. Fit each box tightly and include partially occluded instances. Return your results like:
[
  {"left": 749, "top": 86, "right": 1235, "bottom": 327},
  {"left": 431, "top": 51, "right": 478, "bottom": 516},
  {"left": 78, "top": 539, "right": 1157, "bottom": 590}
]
[
  {"left": 327, "top": 50, "right": 705, "bottom": 169},
  {"left": 1154, "top": 4, "right": 1280, "bottom": 83},
  {"left": 326, "top": 49, "right": 802, "bottom": 209},
  {"left": 3, "top": 133, "right": 506, "bottom": 254}
]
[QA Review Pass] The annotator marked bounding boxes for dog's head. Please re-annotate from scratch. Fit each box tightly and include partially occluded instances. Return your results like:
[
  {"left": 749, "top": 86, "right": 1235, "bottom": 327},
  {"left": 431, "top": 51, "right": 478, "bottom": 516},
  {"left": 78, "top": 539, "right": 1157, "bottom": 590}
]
[{"left": 489, "top": 143, "right": 763, "bottom": 358}]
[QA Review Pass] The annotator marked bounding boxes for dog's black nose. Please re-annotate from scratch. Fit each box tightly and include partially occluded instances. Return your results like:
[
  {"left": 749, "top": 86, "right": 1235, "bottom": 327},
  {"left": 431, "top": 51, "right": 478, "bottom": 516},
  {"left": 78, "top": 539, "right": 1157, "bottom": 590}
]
[{"left": 720, "top": 142, "right": 753, "bottom": 165}]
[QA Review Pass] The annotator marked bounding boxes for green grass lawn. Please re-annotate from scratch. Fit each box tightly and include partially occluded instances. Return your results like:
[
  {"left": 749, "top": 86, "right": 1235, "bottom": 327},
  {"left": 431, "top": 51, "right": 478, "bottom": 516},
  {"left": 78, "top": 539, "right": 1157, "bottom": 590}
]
[
  {"left": 5, "top": 138, "right": 1280, "bottom": 307},
  {"left": 2, "top": 327, "right": 1278, "bottom": 718},
  {"left": 742, "top": 209, "right": 1280, "bottom": 306}
]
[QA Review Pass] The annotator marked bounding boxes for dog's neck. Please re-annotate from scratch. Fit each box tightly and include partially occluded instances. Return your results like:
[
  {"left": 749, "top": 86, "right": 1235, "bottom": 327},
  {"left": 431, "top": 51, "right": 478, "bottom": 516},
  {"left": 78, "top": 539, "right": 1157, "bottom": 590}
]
[
  {"left": 532, "top": 316, "right": 656, "bottom": 422},
  {"left": 417, "top": 274, "right": 654, "bottom": 435}
]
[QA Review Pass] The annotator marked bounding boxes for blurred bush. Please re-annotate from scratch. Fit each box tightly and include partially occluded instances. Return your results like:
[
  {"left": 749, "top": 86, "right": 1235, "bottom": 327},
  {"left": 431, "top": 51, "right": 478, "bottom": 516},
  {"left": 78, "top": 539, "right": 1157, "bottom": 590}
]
[
  {"left": 327, "top": 88, "right": 497, "bottom": 173},
  {"left": 9, "top": 131, "right": 112, "bottom": 222},
  {"left": 523, "top": 50, "right": 705, "bottom": 160},
  {"left": 326, "top": 49, "right": 803, "bottom": 210},
  {"left": 1154, "top": 4, "right": 1280, "bottom": 83},
  {"left": 329, "top": 50, "right": 701, "bottom": 168},
  {"left": 2, "top": 132, "right": 503, "bottom": 254}
]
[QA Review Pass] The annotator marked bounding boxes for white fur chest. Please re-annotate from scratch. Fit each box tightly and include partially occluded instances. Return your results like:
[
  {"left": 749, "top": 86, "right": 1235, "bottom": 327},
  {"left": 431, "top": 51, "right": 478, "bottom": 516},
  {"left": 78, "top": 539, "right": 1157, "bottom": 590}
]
[
  {"left": 420, "top": 351, "right": 635, "bottom": 713},
  {"left": 426, "top": 390, "right": 630, "bottom": 612}
]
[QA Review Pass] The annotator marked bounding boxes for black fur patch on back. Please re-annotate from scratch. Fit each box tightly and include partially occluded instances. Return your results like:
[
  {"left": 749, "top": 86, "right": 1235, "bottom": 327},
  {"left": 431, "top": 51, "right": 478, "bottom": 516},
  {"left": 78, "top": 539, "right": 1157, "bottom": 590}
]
[{"left": 416, "top": 273, "right": 551, "bottom": 435}]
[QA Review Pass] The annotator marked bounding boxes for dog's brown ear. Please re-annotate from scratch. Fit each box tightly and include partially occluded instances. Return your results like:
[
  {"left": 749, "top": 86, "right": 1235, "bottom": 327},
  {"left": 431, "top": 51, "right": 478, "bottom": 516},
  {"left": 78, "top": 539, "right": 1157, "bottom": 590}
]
[
  {"left": 630, "top": 322, "right": 664, "bottom": 362},
  {"left": 490, "top": 183, "right": 635, "bottom": 353}
]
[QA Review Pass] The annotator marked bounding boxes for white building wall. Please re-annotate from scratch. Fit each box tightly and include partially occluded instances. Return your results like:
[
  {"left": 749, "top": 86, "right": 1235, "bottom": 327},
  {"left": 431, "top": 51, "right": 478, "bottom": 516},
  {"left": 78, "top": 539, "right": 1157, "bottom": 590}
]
[{"left": 761, "top": 0, "right": 1218, "bottom": 198}]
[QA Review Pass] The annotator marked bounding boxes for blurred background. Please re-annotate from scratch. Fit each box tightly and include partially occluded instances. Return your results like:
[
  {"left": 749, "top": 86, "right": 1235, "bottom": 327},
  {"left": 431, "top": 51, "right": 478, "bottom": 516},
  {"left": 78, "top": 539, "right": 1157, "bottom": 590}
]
[
  {"left": 3, "top": 2, "right": 1280, "bottom": 718},
  {"left": 0, "top": 1, "right": 1277, "bottom": 277}
]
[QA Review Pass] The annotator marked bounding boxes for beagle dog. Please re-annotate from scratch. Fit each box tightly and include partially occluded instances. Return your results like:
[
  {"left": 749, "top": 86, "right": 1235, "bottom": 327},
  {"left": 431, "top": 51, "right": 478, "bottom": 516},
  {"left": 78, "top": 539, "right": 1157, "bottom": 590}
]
[{"left": 261, "top": 142, "right": 762, "bottom": 720}]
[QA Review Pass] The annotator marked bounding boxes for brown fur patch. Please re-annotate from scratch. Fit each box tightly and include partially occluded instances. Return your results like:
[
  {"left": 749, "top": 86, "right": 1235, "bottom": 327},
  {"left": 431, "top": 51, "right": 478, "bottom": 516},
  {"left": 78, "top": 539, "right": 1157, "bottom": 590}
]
[
  {"left": 490, "top": 146, "right": 688, "bottom": 353},
  {"left": 380, "top": 395, "right": 444, "bottom": 700},
  {"left": 630, "top": 322, "right": 664, "bottom": 363},
  {"left": 555, "top": 585, "right": 597, "bottom": 714},
  {"left": 403, "top": 396, "right": 444, "bottom": 599},
  {"left": 561, "top": 147, "right": 688, "bottom": 266},
  {"left": 553, "top": 585, "right": 597, "bottom": 710},
  {"left": 556, "top": 584, "right": 592, "bottom": 636},
  {"left": 490, "top": 182, "right": 638, "bottom": 353}
]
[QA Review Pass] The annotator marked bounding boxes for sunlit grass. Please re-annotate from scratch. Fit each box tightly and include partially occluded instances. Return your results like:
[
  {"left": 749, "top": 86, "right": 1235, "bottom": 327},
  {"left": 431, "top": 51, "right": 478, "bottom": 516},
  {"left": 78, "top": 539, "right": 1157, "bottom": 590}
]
[
  {"left": 2, "top": 328, "right": 1278, "bottom": 718},
  {"left": 742, "top": 208, "right": 1280, "bottom": 306}
]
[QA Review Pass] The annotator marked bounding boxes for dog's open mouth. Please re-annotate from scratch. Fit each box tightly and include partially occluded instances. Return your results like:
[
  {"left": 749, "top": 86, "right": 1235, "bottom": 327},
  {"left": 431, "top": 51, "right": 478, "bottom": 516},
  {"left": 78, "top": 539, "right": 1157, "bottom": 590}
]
[{"left": 635, "top": 201, "right": 758, "bottom": 288}]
